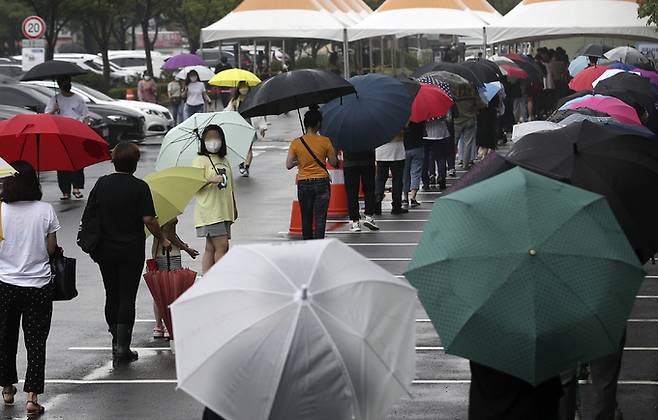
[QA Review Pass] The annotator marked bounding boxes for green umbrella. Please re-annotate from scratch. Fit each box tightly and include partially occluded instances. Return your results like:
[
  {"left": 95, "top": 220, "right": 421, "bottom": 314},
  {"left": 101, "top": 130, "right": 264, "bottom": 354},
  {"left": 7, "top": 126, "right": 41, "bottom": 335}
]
[
  {"left": 405, "top": 167, "right": 644, "bottom": 386},
  {"left": 155, "top": 111, "right": 255, "bottom": 171}
]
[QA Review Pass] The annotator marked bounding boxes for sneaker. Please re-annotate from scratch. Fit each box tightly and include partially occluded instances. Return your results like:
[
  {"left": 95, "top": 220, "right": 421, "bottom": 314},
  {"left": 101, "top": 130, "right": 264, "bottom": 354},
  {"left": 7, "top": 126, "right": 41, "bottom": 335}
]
[
  {"left": 362, "top": 216, "right": 380, "bottom": 231},
  {"left": 163, "top": 328, "right": 170, "bottom": 340},
  {"left": 409, "top": 198, "right": 420, "bottom": 208},
  {"left": 402, "top": 199, "right": 409, "bottom": 208},
  {"left": 241, "top": 165, "right": 250, "bottom": 178},
  {"left": 448, "top": 169, "right": 456, "bottom": 177},
  {"left": 238, "top": 162, "right": 246, "bottom": 175},
  {"left": 350, "top": 221, "right": 362, "bottom": 232},
  {"left": 391, "top": 207, "right": 409, "bottom": 215},
  {"left": 429, "top": 175, "right": 437, "bottom": 186}
]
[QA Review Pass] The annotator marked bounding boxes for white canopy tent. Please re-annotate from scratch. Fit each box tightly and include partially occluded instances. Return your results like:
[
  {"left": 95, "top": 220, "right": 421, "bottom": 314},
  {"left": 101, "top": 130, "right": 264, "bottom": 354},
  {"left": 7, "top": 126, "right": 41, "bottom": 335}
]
[
  {"left": 488, "top": 0, "right": 658, "bottom": 44},
  {"left": 462, "top": 0, "right": 502, "bottom": 24},
  {"left": 348, "top": 0, "right": 487, "bottom": 42}
]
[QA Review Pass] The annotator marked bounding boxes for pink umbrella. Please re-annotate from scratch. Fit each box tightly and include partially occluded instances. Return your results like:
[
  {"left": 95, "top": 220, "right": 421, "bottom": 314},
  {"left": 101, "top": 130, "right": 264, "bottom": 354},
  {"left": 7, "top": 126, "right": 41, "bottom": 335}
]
[
  {"left": 565, "top": 95, "right": 641, "bottom": 126},
  {"left": 633, "top": 68, "right": 658, "bottom": 87}
]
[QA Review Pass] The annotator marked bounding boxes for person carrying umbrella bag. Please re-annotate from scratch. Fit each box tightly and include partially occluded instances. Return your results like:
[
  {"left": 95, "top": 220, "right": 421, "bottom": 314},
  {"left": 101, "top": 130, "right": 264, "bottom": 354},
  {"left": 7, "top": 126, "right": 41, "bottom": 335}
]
[
  {"left": 45, "top": 75, "right": 89, "bottom": 201},
  {"left": 225, "top": 81, "right": 266, "bottom": 178},
  {"left": 286, "top": 107, "right": 338, "bottom": 240},
  {"left": 0, "top": 161, "right": 60, "bottom": 417},
  {"left": 183, "top": 70, "right": 211, "bottom": 120},
  {"left": 85, "top": 143, "right": 171, "bottom": 363},
  {"left": 192, "top": 125, "right": 237, "bottom": 274}
]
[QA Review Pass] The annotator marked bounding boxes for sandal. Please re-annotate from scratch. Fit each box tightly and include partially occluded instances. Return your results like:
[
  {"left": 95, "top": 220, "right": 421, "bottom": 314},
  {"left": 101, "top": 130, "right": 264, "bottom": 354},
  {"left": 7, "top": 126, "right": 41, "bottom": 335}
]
[
  {"left": 59, "top": 194, "right": 71, "bottom": 201},
  {"left": 153, "top": 326, "right": 164, "bottom": 339},
  {"left": 72, "top": 191, "right": 84, "bottom": 199},
  {"left": 2, "top": 385, "right": 16, "bottom": 406},
  {"left": 26, "top": 400, "right": 45, "bottom": 417}
]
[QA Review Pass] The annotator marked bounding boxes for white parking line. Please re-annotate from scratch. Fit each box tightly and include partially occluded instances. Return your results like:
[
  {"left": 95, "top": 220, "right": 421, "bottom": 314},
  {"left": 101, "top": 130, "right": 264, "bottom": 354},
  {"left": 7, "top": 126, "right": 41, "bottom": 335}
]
[
  {"left": 646, "top": 275, "right": 658, "bottom": 279},
  {"left": 412, "top": 380, "right": 657, "bottom": 386},
  {"left": 346, "top": 243, "right": 416, "bottom": 246},
  {"left": 278, "top": 230, "right": 423, "bottom": 235},
  {"left": 415, "top": 318, "right": 658, "bottom": 323},
  {"left": 69, "top": 347, "right": 171, "bottom": 351},
  {"left": 328, "top": 219, "right": 428, "bottom": 223},
  {"left": 369, "top": 258, "right": 411, "bottom": 261}
]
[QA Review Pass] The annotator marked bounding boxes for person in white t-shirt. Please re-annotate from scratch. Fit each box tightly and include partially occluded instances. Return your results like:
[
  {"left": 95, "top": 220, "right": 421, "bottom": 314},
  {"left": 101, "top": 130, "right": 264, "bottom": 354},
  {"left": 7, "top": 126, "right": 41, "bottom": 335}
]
[
  {"left": 182, "top": 70, "right": 211, "bottom": 120},
  {"left": 0, "top": 161, "right": 60, "bottom": 417},
  {"left": 375, "top": 132, "right": 408, "bottom": 215},
  {"left": 45, "top": 75, "right": 90, "bottom": 201}
]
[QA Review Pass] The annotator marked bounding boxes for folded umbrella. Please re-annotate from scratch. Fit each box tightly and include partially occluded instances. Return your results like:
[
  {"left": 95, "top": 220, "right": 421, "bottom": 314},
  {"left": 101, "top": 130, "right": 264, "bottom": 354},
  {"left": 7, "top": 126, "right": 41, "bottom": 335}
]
[
  {"left": 575, "top": 43, "right": 613, "bottom": 59},
  {"left": 144, "top": 167, "right": 207, "bottom": 228},
  {"left": 209, "top": 68, "right": 261, "bottom": 87},
  {"left": 409, "top": 83, "right": 453, "bottom": 123},
  {"left": 171, "top": 239, "right": 417, "bottom": 420},
  {"left": 155, "top": 111, "right": 255, "bottom": 171},
  {"left": 604, "top": 46, "right": 651, "bottom": 67},
  {"left": 561, "top": 94, "right": 642, "bottom": 126},
  {"left": 162, "top": 53, "right": 205, "bottom": 70},
  {"left": 0, "top": 114, "right": 110, "bottom": 171},
  {"left": 507, "top": 120, "right": 658, "bottom": 262},
  {"left": 321, "top": 74, "right": 412, "bottom": 152},
  {"left": 406, "top": 167, "right": 645, "bottom": 386},
  {"left": 176, "top": 66, "right": 215, "bottom": 82},
  {"left": 568, "top": 65, "right": 609, "bottom": 91},
  {"left": 20, "top": 60, "right": 87, "bottom": 81}
]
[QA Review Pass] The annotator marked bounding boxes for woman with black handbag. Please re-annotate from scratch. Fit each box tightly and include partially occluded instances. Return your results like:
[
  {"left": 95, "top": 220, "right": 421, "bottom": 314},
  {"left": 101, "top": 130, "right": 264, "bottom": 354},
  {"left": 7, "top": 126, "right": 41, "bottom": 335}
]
[{"left": 0, "top": 161, "right": 59, "bottom": 417}]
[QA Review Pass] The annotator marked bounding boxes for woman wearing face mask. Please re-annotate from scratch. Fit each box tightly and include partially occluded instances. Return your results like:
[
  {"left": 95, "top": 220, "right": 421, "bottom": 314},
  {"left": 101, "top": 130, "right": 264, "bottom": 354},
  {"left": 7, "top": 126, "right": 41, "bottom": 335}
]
[
  {"left": 225, "top": 81, "right": 266, "bottom": 177},
  {"left": 192, "top": 125, "right": 237, "bottom": 274},
  {"left": 183, "top": 70, "right": 211, "bottom": 120}
]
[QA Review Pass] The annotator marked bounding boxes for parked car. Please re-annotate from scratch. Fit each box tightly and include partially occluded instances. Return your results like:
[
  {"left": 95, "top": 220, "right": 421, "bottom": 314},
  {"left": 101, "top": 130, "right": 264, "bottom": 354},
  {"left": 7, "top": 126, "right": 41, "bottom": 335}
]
[
  {"left": 22, "top": 83, "right": 145, "bottom": 147},
  {"left": 25, "top": 80, "right": 173, "bottom": 136},
  {"left": 0, "top": 64, "right": 23, "bottom": 80},
  {"left": 53, "top": 53, "right": 139, "bottom": 84},
  {"left": 0, "top": 104, "right": 35, "bottom": 120},
  {"left": 107, "top": 50, "right": 168, "bottom": 78}
]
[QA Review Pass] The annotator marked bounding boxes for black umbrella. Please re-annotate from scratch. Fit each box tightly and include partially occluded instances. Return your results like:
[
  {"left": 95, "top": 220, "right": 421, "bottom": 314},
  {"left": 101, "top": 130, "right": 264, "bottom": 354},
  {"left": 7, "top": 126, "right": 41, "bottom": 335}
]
[
  {"left": 238, "top": 69, "right": 356, "bottom": 119},
  {"left": 396, "top": 75, "right": 421, "bottom": 100},
  {"left": 575, "top": 43, "right": 613, "bottom": 59},
  {"left": 506, "top": 120, "right": 658, "bottom": 262},
  {"left": 504, "top": 54, "right": 543, "bottom": 85},
  {"left": 412, "top": 62, "right": 483, "bottom": 86},
  {"left": 593, "top": 72, "right": 658, "bottom": 132},
  {"left": 445, "top": 152, "right": 515, "bottom": 195},
  {"left": 547, "top": 107, "right": 611, "bottom": 122},
  {"left": 462, "top": 60, "right": 503, "bottom": 83},
  {"left": 20, "top": 60, "right": 87, "bottom": 81}
]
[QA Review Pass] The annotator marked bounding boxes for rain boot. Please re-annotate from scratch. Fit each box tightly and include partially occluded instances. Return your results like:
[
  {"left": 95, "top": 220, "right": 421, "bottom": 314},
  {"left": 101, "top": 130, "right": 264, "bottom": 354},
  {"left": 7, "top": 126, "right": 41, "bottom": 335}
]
[
  {"left": 114, "top": 323, "right": 138, "bottom": 363},
  {"left": 108, "top": 324, "right": 118, "bottom": 355}
]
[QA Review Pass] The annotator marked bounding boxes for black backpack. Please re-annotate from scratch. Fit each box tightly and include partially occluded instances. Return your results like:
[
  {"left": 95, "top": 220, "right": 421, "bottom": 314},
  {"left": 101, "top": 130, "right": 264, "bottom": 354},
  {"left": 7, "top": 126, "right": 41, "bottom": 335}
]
[{"left": 77, "top": 180, "right": 102, "bottom": 255}]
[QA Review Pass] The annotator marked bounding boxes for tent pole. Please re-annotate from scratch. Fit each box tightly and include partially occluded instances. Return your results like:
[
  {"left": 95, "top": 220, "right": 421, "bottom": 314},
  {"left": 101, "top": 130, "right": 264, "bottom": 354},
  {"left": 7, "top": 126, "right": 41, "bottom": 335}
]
[
  {"left": 482, "top": 27, "right": 487, "bottom": 58},
  {"left": 368, "top": 38, "right": 373, "bottom": 73},
  {"left": 342, "top": 28, "right": 349, "bottom": 78},
  {"left": 391, "top": 36, "right": 396, "bottom": 76},
  {"left": 237, "top": 41, "right": 241, "bottom": 69},
  {"left": 380, "top": 36, "right": 384, "bottom": 71},
  {"left": 417, "top": 34, "right": 421, "bottom": 61},
  {"left": 253, "top": 40, "right": 257, "bottom": 73}
]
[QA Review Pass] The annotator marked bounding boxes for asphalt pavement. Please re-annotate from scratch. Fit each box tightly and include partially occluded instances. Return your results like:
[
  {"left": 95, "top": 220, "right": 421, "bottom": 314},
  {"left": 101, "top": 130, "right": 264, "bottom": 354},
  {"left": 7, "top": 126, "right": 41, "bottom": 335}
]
[{"left": 3, "top": 113, "right": 656, "bottom": 420}]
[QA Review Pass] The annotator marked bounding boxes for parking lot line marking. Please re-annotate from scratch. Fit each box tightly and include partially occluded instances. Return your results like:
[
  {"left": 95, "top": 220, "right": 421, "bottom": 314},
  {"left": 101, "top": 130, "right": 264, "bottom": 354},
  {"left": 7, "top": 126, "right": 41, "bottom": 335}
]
[
  {"left": 411, "top": 380, "right": 657, "bottom": 386},
  {"left": 637, "top": 296, "right": 658, "bottom": 299},
  {"left": 415, "top": 318, "right": 658, "bottom": 323},
  {"left": 69, "top": 347, "right": 171, "bottom": 351},
  {"left": 278, "top": 230, "right": 423, "bottom": 235},
  {"left": 328, "top": 219, "right": 428, "bottom": 223},
  {"left": 646, "top": 275, "right": 658, "bottom": 279},
  {"left": 134, "top": 319, "right": 156, "bottom": 323},
  {"left": 414, "top": 346, "right": 657, "bottom": 352},
  {"left": 369, "top": 258, "right": 412, "bottom": 261},
  {"left": 346, "top": 243, "right": 416, "bottom": 246}
]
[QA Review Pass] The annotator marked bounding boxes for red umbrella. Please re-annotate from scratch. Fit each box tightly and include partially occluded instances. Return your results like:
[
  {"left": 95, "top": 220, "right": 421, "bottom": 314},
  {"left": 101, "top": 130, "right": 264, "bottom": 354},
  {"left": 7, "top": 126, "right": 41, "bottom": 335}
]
[
  {"left": 410, "top": 83, "right": 454, "bottom": 123},
  {"left": 0, "top": 114, "right": 110, "bottom": 171},
  {"left": 499, "top": 63, "right": 528, "bottom": 79},
  {"left": 144, "top": 258, "right": 197, "bottom": 339},
  {"left": 568, "top": 65, "right": 609, "bottom": 91}
]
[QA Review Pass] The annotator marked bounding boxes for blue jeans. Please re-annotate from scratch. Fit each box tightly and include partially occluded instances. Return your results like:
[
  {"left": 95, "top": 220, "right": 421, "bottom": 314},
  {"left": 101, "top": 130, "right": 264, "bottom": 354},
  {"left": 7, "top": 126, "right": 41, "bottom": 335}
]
[
  {"left": 403, "top": 147, "right": 423, "bottom": 193},
  {"left": 184, "top": 103, "right": 204, "bottom": 120},
  {"left": 297, "top": 178, "right": 331, "bottom": 240},
  {"left": 456, "top": 120, "right": 477, "bottom": 164}
]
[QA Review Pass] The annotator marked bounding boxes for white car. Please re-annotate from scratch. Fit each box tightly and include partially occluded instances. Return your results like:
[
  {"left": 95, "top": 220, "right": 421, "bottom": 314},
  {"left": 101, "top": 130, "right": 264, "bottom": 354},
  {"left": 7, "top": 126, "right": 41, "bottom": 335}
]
[
  {"left": 107, "top": 50, "right": 168, "bottom": 79},
  {"left": 25, "top": 80, "right": 174, "bottom": 136},
  {"left": 52, "top": 53, "right": 139, "bottom": 84}
]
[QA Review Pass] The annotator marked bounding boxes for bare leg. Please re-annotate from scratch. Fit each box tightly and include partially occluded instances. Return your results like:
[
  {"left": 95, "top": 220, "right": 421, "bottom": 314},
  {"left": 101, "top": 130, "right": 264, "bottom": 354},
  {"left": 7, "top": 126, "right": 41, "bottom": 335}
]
[
  {"left": 153, "top": 302, "right": 163, "bottom": 329},
  {"left": 210, "top": 236, "right": 229, "bottom": 265},
  {"left": 202, "top": 237, "right": 216, "bottom": 274},
  {"left": 244, "top": 145, "right": 254, "bottom": 167},
  {"left": 409, "top": 188, "right": 418, "bottom": 201}
]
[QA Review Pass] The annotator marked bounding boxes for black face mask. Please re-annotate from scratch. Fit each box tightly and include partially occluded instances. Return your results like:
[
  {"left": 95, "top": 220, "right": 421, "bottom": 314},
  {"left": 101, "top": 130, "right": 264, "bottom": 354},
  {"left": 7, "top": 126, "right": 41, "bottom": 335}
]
[{"left": 59, "top": 82, "right": 72, "bottom": 92}]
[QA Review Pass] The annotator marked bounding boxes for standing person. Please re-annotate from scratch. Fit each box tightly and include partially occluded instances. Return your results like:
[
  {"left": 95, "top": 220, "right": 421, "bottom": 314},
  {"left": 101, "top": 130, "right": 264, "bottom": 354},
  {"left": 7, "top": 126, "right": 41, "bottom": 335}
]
[
  {"left": 225, "top": 81, "right": 266, "bottom": 177},
  {"left": 476, "top": 96, "right": 499, "bottom": 159},
  {"left": 45, "top": 75, "right": 89, "bottom": 201},
  {"left": 88, "top": 143, "right": 171, "bottom": 363},
  {"left": 343, "top": 149, "right": 379, "bottom": 233},
  {"left": 137, "top": 72, "right": 157, "bottom": 104},
  {"left": 0, "top": 161, "right": 59, "bottom": 417},
  {"left": 402, "top": 122, "right": 424, "bottom": 208},
  {"left": 214, "top": 56, "right": 233, "bottom": 109},
  {"left": 375, "top": 132, "right": 408, "bottom": 214},
  {"left": 454, "top": 92, "right": 479, "bottom": 170},
  {"left": 423, "top": 116, "right": 452, "bottom": 191},
  {"left": 150, "top": 218, "right": 198, "bottom": 339},
  {"left": 167, "top": 73, "right": 182, "bottom": 125},
  {"left": 183, "top": 70, "right": 211, "bottom": 120},
  {"left": 286, "top": 107, "right": 338, "bottom": 240},
  {"left": 192, "top": 125, "right": 238, "bottom": 274}
]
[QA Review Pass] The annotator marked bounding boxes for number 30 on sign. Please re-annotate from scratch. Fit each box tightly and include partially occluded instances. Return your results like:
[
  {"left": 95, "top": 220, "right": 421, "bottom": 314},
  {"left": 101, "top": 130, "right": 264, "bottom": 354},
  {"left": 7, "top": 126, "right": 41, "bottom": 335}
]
[{"left": 22, "top": 16, "right": 46, "bottom": 40}]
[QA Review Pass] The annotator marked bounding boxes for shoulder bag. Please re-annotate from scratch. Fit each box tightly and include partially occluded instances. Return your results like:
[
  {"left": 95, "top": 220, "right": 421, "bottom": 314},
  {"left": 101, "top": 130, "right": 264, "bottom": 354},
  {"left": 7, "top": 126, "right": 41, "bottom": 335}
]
[
  {"left": 298, "top": 136, "right": 331, "bottom": 180},
  {"left": 77, "top": 182, "right": 102, "bottom": 255},
  {"left": 50, "top": 247, "right": 78, "bottom": 301}
]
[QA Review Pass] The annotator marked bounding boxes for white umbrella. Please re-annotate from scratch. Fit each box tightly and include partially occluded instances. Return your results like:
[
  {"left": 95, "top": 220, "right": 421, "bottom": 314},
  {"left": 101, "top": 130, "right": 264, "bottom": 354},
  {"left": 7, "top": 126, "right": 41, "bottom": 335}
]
[
  {"left": 512, "top": 121, "right": 563, "bottom": 143},
  {"left": 171, "top": 239, "right": 417, "bottom": 420},
  {"left": 604, "top": 46, "right": 651, "bottom": 66},
  {"left": 175, "top": 65, "right": 216, "bottom": 82},
  {"left": 0, "top": 157, "right": 16, "bottom": 178}
]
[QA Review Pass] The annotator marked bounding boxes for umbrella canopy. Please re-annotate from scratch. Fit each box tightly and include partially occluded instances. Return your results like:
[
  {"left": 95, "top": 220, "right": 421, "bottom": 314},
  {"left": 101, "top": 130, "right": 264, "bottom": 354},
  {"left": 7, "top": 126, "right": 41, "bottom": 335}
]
[
  {"left": 575, "top": 43, "right": 613, "bottom": 59},
  {"left": 547, "top": 107, "right": 611, "bottom": 123},
  {"left": 0, "top": 156, "right": 16, "bottom": 178},
  {"left": 604, "top": 46, "right": 651, "bottom": 67},
  {"left": 479, "top": 81, "right": 503, "bottom": 103},
  {"left": 155, "top": 112, "right": 255, "bottom": 171},
  {"left": 462, "top": 59, "right": 503, "bottom": 83},
  {"left": 507, "top": 120, "right": 658, "bottom": 262},
  {"left": 445, "top": 151, "right": 515, "bottom": 195},
  {"left": 0, "top": 114, "right": 109, "bottom": 171},
  {"left": 171, "top": 239, "right": 417, "bottom": 420},
  {"left": 406, "top": 167, "right": 645, "bottom": 385},
  {"left": 562, "top": 95, "right": 641, "bottom": 126},
  {"left": 511, "top": 120, "right": 562, "bottom": 143},
  {"left": 569, "top": 56, "right": 590, "bottom": 77},
  {"left": 568, "top": 65, "right": 609, "bottom": 91},
  {"left": 209, "top": 68, "right": 261, "bottom": 87},
  {"left": 417, "top": 74, "right": 453, "bottom": 100},
  {"left": 396, "top": 75, "right": 421, "bottom": 100},
  {"left": 423, "top": 70, "right": 477, "bottom": 101},
  {"left": 20, "top": 60, "right": 87, "bottom": 81},
  {"left": 558, "top": 113, "right": 615, "bottom": 127},
  {"left": 144, "top": 167, "right": 208, "bottom": 228},
  {"left": 410, "top": 83, "right": 454, "bottom": 123},
  {"left": 593, "top": 72, "right": 658, "bottom": 129},
  {"left": 633, "top": 67, "right": 658, "bottom": 87},
  {"left": 239, "top": 69, "right": 356, "bottom": 119},
  {"left": 176, "top": 66, "right": 216, "bottom": 82},
  {"left": 591, "top": 69, "right": 638, "bottom": 88},
  {"left": 321, "top": 74, "right": 412, "bottom": 152},
  {"left": 498, "top": 63, "right": 528, "bottom": 79},
  {"left": 504, "top": 53, "right": 543, "bottom": 84},
  {"left": 607, "top": 61, "right": 636, "bottom": 71},
  {"left": 412, "top": 62, "right": 482, "bottom": 86},
  {"left": 162, "top": 53, "right": 205, "bottom": 70}
]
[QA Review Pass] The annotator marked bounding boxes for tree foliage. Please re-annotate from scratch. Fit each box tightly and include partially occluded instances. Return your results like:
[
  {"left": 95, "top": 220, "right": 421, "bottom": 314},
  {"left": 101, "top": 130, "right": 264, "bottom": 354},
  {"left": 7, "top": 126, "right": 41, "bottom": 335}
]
[{"left": 639, "top": 0, "right": 658, "bottom": 26}]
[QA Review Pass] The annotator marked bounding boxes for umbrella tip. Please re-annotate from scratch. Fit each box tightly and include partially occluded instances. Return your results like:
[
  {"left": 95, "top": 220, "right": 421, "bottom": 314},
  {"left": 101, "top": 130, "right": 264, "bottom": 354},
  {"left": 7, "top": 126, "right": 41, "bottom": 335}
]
[
  {"left": 296, "top": 285, "right": 309, "bottom": 302},
  {"left": 529, "top": 249, "right": 537, "bottom": 256}
]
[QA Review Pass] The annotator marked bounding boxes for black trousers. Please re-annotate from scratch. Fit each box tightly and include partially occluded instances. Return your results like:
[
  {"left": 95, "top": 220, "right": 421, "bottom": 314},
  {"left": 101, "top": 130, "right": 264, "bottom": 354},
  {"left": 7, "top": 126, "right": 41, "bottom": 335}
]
[
  {"left": 0, "top": 281, "right": 52, "bottom": 394},
  {"left": 57, "top": 170, "right": 85, "bottom": 195},
  {"left": 297, "top": 179, "right": 331, "bottom": 240},
  {"left": 98, "top": 261, "right": 144, "bottom": 329},
  {"left": 343, "top": 165, "right": 376, "bottom": 221},
  {"left": 376, "top": 160, "right": 405, "bottom": 210}
]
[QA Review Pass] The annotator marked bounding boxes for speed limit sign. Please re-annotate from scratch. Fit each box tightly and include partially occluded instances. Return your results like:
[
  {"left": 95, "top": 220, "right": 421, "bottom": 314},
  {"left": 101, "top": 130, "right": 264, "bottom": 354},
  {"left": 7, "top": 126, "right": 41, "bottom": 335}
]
[{"left": 22, "top": 16, "right": 46, "bottom": 39}]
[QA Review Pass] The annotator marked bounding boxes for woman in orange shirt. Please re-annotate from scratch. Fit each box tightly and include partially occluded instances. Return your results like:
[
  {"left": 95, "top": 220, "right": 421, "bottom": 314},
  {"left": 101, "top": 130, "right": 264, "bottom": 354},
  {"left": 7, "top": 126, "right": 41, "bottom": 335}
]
[{"left": 286, "top": 107, "right": 338, "bottom": 240}]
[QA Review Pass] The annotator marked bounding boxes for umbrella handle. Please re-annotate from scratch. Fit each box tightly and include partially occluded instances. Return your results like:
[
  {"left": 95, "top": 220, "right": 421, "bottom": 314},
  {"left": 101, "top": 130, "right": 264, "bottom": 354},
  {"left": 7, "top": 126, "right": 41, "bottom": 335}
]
[{"left": 161, "top": 247, "right": 171, "bottom": 271}]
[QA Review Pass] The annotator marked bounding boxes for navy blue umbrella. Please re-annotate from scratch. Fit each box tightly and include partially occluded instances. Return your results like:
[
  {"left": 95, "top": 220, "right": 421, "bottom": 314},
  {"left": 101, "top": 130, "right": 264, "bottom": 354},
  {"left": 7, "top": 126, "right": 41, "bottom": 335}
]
[{"left": 320, "top": 74, "right": 412, "bottom": 152}]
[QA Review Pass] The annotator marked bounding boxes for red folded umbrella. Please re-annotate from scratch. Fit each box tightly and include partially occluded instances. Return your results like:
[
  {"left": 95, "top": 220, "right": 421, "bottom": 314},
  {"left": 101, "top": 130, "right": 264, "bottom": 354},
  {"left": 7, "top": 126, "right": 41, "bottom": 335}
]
[
  {"left": 499, "top": 63, "right": 528, "bottom": 79},
  {"left": 144, "top": 262, "right": 197, "bottom": 340},
  {"left": 568, "top": 65, "right": 609, "bottom": 92},
  {"left": 0, "top": 114, "right": 110, "bottom": 171},
  {"left": 410, "top": 83, "right": 454, "bottom": 123}
]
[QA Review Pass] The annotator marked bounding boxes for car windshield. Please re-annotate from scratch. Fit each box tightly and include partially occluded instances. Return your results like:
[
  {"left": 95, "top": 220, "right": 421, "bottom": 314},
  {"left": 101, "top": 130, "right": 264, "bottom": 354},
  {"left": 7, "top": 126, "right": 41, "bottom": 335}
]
[
  {"left": 73, "top": 83, "right": 114, "bottom": 101},
  {"left": 18, "top": 85, "right": 54, "bottom": 103}
]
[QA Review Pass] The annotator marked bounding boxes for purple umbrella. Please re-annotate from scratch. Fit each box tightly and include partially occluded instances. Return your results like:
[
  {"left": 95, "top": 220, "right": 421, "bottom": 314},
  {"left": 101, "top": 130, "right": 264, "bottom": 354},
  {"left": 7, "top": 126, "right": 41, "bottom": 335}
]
[
  {"left": 633, "top": 68, "right": 658, "bottom": 87},
  {"left": 161, "top": 53, "right": 205, "bottom": 70}
]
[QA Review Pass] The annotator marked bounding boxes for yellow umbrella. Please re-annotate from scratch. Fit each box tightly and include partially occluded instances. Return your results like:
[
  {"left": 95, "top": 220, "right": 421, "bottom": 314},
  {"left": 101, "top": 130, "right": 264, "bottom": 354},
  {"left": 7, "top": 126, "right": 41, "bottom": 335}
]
[
  {"left": 209, "top": 69, "right": 261, "bottom": 87},
  {"left": 144, "top": 167, "right": 207, "bottom": 232},
  {"left": 0, "top": 157, "right": 16, "bottom": 178}
]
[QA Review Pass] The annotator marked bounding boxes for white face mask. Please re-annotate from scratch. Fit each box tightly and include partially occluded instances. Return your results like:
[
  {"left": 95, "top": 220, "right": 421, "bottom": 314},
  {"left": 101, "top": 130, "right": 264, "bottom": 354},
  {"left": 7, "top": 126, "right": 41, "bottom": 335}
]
[
  {"left": 190, "top": 76, "right": 198, "bottom": 82},
  {"left": 205, "top": 139, "right": 222, "bottom": 153},
  {"left": 239, "top": 87, "right": 249, "bottom": 96}
]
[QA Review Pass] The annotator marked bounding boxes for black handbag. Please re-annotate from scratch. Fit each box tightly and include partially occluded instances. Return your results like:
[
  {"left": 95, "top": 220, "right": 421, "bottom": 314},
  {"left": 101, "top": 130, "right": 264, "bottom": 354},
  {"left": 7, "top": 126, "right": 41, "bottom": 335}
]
[
  {"left": 77, "top": 183, "right": 101, "bottom": 255},
  {"left": 50, "top": 248, "right": 78, "bottom": 301}
]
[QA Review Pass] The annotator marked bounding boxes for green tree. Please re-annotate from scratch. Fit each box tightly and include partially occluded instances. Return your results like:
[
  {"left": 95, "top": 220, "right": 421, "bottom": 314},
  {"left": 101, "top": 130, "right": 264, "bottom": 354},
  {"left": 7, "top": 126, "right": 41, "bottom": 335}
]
[
  {"left": 79, "top": 0, "right": 127, "bottom": 82},
  {"left": 639, "top": 0, "right": 658, "bottom": 26},
  {"left": 167, "top": 0, "right": 240, "bottom": 54},
  {"left": 0, "top": 0, "right": 31, "bottom": 57},
  {"left": 134, "top": 0, "right": 173, "bottom": 77},
  {"left": 22, "top": 0, "right": 78, "bottom": 60}
]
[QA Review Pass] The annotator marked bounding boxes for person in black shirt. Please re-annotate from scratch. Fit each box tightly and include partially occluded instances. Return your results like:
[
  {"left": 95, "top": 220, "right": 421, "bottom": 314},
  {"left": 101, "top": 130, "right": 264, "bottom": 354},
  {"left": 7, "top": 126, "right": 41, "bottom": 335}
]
[
  {"left": 342, "top": 150, "right": 379, "bottom": 232},
  {"left": 87, "top": 143, "right": 171, "bottom": 363}
]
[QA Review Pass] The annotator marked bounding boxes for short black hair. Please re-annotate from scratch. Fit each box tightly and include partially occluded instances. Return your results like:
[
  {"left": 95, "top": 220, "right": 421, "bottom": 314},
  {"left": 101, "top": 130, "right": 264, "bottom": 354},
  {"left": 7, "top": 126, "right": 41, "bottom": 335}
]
[
  {"left": 1, "top": 160, "right": 42, "bottom": 202},
  {"left": 112, "top": 142, "right": 141, "bottom": 173},
  {"left": 304, "top": 106, "right": 322, "bottom": 130},
  {"left": 198, "top": 124, "right": 227, "bottom": 157}
]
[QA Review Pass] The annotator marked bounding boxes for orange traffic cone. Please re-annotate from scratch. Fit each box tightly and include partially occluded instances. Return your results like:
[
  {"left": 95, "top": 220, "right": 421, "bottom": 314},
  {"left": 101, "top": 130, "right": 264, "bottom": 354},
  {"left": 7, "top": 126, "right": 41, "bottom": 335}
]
[
  {"left": 288, "top": 200, "right": 303, "bottom": 236},
  {"left": 327, "top": 161, "right": 349, "bottom": 217},
  {"left": 125, "top": 88, "right": 135, "bottom": 100}
]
